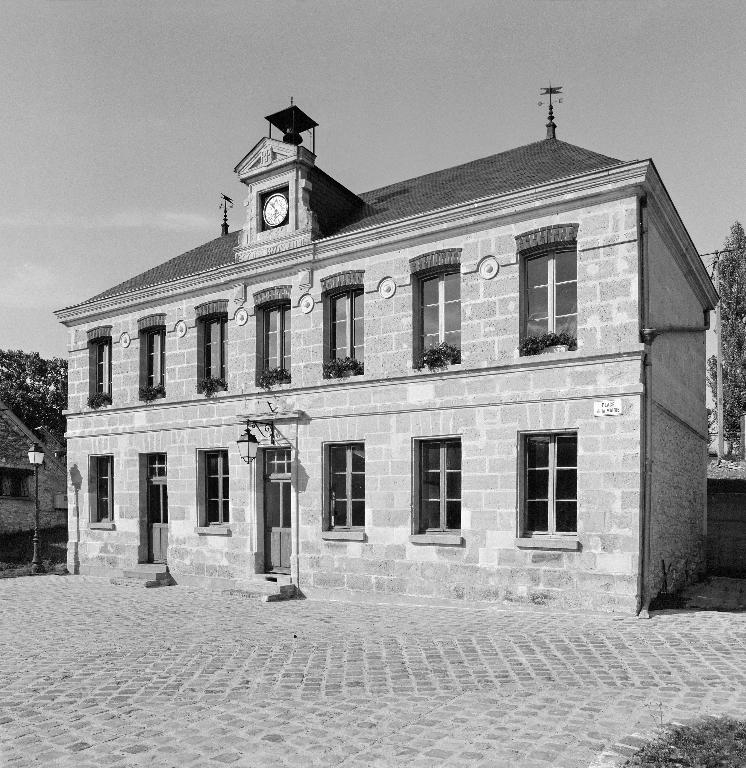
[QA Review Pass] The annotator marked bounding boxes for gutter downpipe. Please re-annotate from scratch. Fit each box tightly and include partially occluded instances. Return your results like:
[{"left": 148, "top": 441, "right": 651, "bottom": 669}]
[{"left": 637, "top": 195, "right": 651, "bottom": 618}]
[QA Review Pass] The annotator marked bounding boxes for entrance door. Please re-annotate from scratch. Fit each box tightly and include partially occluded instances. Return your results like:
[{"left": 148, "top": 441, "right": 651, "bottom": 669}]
[
  {"left": 147, "top": 454, "right": 168, "bottom": 563},
  {"left": 264, "top": 448, "right": 292, "bottom": 573}
]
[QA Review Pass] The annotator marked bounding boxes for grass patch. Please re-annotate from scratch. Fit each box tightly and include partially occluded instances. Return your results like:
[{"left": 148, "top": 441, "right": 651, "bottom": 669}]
[
  {"left": 0, "top": 524, "right": 68, "bottom": 577},
  {"left": 624, "top": 716, "right": 746, "bottom": 767}
]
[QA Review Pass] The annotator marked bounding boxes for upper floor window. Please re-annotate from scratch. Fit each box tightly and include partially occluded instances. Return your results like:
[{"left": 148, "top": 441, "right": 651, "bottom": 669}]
[
  {"left": 87, "top": 326, "right": 113, "bottom": 404},
  {"left": 524, "top": 250, "right": 577, "bottom": 337},
  {"left": 410, "top": 249, "right": 462, "bottom": 368},
  {"left": 517, "top": 224, "right": 579, "bottom": 342},
  {"left": 201, "top": 315, "right": 227, "bottom": 380},
  {"left": 145, "top": 328, "right": 165, "bottom": 387},
  {"left": 263, "top": 303, "right": 291, "bottom": 371},
  {"left": 417, "top": 438, "right": 461, "bottom": 533},
  {"left": 522, "top": 432, "right": 577, "bottom": 536},
  {"left": 330, "top": 290, "right": 364, "bottom": 361},
  {"left": 327, "top": 443, "right": 365, "bottom": 529},
  {"left": 420, "top": 272, "right": 461, "bottom": 350}
]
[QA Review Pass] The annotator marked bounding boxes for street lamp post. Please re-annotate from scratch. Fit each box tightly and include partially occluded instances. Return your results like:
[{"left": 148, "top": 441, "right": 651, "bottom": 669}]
[{"left": 27, "top": 442, "right": 45, "bottom": 574}]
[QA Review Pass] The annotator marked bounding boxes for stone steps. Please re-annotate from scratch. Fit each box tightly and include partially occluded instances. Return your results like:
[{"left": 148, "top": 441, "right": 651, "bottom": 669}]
[
  {"left": 111, "top": 564, "right": 174, "bottom": 588},
  {"left": 224, "top": 575, "right": 297, "bottom": 602}
]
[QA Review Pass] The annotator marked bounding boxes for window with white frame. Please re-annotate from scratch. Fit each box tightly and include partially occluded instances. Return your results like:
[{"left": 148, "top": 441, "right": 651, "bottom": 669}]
[
  {"left": 201, "top": 316, "right": 227, "bottom": 380},
  {"left": 326, "top": 443, "right": 365, "bottom": 529},
  {"left": 330, "top": 290, "right": 364, "bottom": 361},
  {"left": 522, "top": 433, "right": 577, "bottom": 535},
  {"left": 204, "top": 449, "right": 229, "bottom": 525},
  {"left": 263, "top": 303, "right": 291, "bottom": 372},
  {"left": 419, "top": 272, "right": 461, "bottom": 352},
  {"left": 523, "top": 248, "right": 577, "bottom": 337},
  {"left": 90, "top": 338, "right": 112, "bottom": 395},
  {"left": 142, "top": 327, "right": 165, "bottom": 388},
  {"left": 417, "top": 438, "right": 461, "bottom": 532}
]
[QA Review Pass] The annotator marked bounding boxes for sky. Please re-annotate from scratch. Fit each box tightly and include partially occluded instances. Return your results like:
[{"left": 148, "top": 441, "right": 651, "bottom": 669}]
[{"left": 1, "top": 0, "right": 744, "bottom": 360}]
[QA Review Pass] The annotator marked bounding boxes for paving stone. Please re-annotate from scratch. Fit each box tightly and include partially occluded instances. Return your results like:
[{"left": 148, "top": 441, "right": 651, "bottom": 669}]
[{"left": 1, "top": 576, "right": 746, "bottom": 766}]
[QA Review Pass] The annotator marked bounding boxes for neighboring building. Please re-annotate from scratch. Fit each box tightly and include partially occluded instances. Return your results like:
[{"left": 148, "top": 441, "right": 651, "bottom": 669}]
[
  {"left": 55, "top": 105, "right": 717, "bottom": 612},
  {"left": 0, "top": 401, "right": 67, "bottom": 534}
]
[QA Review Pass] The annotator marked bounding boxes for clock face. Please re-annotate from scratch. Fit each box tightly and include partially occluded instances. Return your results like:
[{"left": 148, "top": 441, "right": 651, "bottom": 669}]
[{"left": 263, "top": 193, "right": 289, "bottom": 228}]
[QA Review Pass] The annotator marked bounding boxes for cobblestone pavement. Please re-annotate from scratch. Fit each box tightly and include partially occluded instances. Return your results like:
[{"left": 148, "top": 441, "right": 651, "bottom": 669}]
[{"left": 1, "top": 577, "right": 746, "bottom": 767}]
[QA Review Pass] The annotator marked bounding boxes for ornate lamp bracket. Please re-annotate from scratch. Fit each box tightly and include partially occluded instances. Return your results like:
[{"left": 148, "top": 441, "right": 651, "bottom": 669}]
[{"left": 247, "top": 419, "right": 277, "bottom": 445}]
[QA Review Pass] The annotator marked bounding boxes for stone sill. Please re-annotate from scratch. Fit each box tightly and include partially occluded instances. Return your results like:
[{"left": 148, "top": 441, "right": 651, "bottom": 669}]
[
  {"left": 195, "top": 526, "right": 231, "bottom": 536},
  {"left": 410, "top": 532, "right": 464, "bottom": 546},
  {"left": 89, "top": 522, "right": 115, "bottom": 531},
  {"left": 321, "top": 529, "right": 366, "bottom": 542},
  {"left": 515, "top": 536, "right": 579, "bottom": 551}
]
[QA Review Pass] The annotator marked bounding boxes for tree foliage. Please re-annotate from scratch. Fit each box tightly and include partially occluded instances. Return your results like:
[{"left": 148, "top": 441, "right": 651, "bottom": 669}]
[
  {"left": 0, "top": 349, "right": 68, "bottom": 439},
  {"left": 707, "top": 221, "right": 746, "bottom": 440}
]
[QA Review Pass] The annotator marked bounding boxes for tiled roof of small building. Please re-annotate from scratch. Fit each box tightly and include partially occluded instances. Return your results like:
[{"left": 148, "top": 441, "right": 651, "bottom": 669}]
[{"left": 84, "top": 138, "right": 622, "bottom": 304}]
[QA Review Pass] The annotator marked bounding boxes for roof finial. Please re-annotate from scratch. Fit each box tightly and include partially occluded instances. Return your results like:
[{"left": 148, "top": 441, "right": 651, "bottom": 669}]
[
  {"left": 219, "top": 193, "right": 233, "bottom": 236},
  {"left": 538, "top": 84, "right": 563, "bottom": 139}
]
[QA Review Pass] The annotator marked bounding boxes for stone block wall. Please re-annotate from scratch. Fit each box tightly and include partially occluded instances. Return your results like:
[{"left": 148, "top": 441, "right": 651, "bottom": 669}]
[{"left": 62, "top": 194, "right": 658, "bottom": 611}]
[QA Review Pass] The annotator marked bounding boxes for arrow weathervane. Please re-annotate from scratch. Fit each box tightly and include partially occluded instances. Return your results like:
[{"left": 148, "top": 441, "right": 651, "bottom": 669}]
[
  {"left": 219, "top": 194, "right": 234, "bottom": 236},
  {"left": 538, "top": 84, "right": 563, "bottom": 139}
]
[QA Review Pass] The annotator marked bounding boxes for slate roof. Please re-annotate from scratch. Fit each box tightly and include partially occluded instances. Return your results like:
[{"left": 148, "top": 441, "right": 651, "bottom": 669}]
[{"left": 83, "top": 138, "right": 623, "bottom": 305}]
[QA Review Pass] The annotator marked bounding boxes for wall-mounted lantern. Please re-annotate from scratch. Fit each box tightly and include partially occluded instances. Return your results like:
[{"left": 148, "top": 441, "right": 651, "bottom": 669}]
[{"left": 237, "top": 419, "right": 278, "bottom": 464}]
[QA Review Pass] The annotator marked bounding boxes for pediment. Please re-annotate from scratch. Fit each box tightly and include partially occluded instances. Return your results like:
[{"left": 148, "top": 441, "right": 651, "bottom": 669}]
[{"left": 234, "top": 137, "right": 307, "bottom": 181}]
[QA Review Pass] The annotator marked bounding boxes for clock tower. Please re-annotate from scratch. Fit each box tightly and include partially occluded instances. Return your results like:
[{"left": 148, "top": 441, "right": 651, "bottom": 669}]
[{"left": 233, "top": 104, "right": 361, "bottom": 262}]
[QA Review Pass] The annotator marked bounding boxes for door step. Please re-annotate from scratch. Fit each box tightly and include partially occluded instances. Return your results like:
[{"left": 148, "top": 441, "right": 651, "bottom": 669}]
[
  {"left": 112, "top": 564, "right": 174, "bottom": 588},
  {"left": 224, "top": 575, "right": 297, "bottom": 602}
]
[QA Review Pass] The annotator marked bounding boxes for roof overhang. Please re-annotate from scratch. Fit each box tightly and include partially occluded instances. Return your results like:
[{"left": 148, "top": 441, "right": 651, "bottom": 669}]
[{"left": 55, "top": 159, "right": 714, "bottom": 323}]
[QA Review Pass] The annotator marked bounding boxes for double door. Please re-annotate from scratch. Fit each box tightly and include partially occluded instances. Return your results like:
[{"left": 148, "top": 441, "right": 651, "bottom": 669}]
[{"left": 264, "top": 449, "right": 291, "bottom": 573}]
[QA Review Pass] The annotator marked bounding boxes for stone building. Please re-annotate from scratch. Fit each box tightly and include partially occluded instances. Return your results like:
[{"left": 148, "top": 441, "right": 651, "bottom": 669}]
[
  {"left": 0, "top": 401, "right": 67, "bottom": 534},
  {"left": 55, "top": 105, "right": 717, "bottom": 612}
]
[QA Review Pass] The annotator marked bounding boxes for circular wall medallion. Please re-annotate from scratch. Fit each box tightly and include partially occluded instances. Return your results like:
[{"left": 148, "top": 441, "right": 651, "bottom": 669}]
[
  {"left": 119, "top": 332, "right": 131, "bottom": 348},
  {"left": 299, "top": 294, "right": 315, "bottom": 314},
  {"left": 478, "top": 256, "right": 499, "bottom": 280},
  {"left": 378, "top": 277, "right": 397, "bottom": 299},
  {"left": 175, "top": 320, "right": 188, "bottom": 338},
  {"left": 234, "top": 307, "right": 248, "bottom": 326}
]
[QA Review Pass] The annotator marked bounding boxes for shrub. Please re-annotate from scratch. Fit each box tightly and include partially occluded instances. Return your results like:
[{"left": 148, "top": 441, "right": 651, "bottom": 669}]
[
  {"left": 323, "top": 357, "right": 364, "bottom": 379},
  {"left": 196, "top": 377, "right": 227, "bottom": 397},
  {"left": 258, "top": 367, "right": 291, "bottom": 390},
  {"left": 519, "top": 332, "right": 577, "bottom": 356},
  {"left": 415, "top": 343, "right": 461, "bottom": 371},
  {"left": 624, "top": 716, "right": 746, "bottom": 767},
  {"left": 138, "top": 383, "right": 166, "bottom": 402},
  {"left": 87, "top": 392, "right": 112, "bottom": 409}
]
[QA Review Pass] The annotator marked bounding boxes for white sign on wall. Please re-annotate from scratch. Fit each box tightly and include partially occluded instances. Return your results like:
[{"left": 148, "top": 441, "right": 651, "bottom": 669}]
[{"left": 593, "top": 399, "right": 623, "bottom": 417}]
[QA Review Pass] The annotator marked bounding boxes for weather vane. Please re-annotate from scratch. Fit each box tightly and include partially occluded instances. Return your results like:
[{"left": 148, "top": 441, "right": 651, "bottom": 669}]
[
  {"left": 538, "top": 84, "right": 563, "bottom": 139},
  {"left": 219, "top": 193, "right": 233, "bottom": 236}
]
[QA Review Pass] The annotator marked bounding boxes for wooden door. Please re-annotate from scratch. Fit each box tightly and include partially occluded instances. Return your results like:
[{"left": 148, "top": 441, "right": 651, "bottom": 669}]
[
  {"left": 264, "top": 449, "right": 292, "bottom": 573},
  {"left": 147, "top": 454, "right": 168, "bottom": 564}
]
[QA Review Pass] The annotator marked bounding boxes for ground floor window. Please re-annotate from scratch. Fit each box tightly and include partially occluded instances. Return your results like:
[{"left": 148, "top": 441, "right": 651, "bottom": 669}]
[
  {"left": 205, "top": 450, "right": 229, "bottom": 524},
  {"left": 91, "top": 455, "right": 114, "bottom": 522},
  {"left": 417, "top": 438, "right": 461, "bottom": 532},
  {"left": 327, "top": 443, "right": 365, "bottom": 529},
  {"left": 522, "top": 432, "right": 577, "bottom": 535},
  {"left": 0, "top": 469, "right": 30, "bottom": 498}
]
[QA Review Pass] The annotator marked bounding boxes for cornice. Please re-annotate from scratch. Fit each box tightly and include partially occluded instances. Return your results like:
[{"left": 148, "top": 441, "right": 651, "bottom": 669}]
[{"left": 55, "top": 160, "right": 651, "bottom": 325}]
